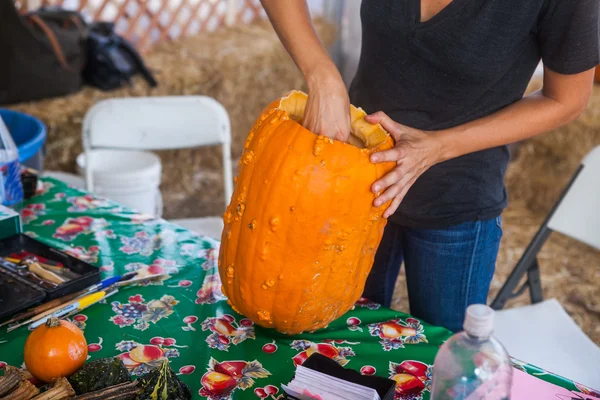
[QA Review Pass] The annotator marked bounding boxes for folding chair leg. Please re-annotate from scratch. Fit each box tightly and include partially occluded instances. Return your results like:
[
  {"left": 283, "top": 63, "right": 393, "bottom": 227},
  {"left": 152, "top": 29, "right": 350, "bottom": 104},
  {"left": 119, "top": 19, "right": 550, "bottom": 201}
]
[
  {"left": 491, "top": 224, "right": 551, "bottom": 311},
  {"left": 491, "top": 163, "right": 584, "bottom": 310},
  {"left": 491, "top": 256, "right": 538, "bottom": 310},
  {"left": 527, "top": 259, "right": 543, "bottom": 304}
]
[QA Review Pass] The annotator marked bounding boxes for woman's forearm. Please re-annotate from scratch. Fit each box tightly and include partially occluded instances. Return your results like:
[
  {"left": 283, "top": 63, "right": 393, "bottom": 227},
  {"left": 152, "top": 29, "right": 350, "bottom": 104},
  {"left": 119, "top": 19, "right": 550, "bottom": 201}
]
[
  {"left": 438, "top": 93, "right": 580, "bottom": 161},
  {"left": 260, "top": 0, "right": 337, "bottom": 79},
  {"left": 438, "top": 67, "right": 595, "bottom": 162}
]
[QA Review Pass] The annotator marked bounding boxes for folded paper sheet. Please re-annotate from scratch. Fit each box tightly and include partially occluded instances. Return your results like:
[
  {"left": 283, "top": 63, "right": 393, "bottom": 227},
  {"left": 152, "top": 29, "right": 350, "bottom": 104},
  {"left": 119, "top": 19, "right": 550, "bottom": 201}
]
[{"left": 283, "top": 365, "right": 381, "bottom": 400}]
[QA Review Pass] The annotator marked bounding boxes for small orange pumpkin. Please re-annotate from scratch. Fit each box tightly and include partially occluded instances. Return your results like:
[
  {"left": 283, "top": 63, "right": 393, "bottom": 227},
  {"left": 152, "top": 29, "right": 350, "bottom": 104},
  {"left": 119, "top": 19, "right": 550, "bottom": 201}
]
[
  {"left": 23, "top": 317, "right": 88, "bottom": 383},
  {"left": 219, "top": 90, "right": 396, "bottom": 335}
]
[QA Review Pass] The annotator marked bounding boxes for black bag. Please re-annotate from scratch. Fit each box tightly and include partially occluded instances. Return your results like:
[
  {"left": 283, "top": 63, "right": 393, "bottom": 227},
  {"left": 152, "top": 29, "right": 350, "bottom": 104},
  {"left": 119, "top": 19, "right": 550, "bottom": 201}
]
[
  {"left": 83, "top": 22, "right": 158, "bottom": 91},
  {"left": 0, "top": 1, "right": 88, "bottom": 105}
]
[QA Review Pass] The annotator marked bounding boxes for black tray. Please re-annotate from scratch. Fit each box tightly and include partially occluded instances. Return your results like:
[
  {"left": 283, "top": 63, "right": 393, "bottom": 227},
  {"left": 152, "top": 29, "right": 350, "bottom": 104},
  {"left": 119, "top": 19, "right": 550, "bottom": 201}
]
[
  {"left": 0, "top": 266, "right": 47, "bottom": 321},
  {"left": 0, "top": 234, "right": 101, "bottom": 320}
]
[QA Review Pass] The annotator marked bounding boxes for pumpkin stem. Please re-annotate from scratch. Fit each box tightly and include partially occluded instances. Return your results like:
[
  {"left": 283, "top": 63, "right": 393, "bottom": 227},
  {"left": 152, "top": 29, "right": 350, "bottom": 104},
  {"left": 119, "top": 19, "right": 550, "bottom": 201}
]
[{"left": 46, "top": 317, "right": 61, "bottom": 328}]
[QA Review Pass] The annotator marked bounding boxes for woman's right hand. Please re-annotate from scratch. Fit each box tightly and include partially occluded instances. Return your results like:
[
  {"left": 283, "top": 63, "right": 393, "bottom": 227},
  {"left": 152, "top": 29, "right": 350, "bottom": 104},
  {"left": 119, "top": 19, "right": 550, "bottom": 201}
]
[
  {"left": 303, "top": 66, "right": 352, "bottom": 143},
  {"left": 260, "top": 0, "right": 351, "bottom": 141}
]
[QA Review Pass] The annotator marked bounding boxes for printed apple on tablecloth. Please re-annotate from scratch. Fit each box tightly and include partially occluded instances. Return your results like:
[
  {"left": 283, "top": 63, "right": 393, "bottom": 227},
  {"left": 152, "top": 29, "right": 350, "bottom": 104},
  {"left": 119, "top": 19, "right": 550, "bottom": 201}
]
[
  {"left": 389, "top": 360, "right": 432, "bottom": 400},
  {"left": 290, "top": 340, "right": 356, "bottom": 367},
  {"left": 369, "top": 318, "right": 428, "bottom": 351},
  {"left": 201, "top": 314, "right": 255, "bottom": 351},
  {"left": 200, "top": 358, "right": 271, "bottom": 400}
]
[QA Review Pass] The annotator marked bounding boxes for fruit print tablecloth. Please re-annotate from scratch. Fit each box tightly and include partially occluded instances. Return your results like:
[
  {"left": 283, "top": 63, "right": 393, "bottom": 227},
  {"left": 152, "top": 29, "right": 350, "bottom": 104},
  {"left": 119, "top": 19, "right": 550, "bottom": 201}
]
[{"left": 0, "top": 177, "right": 598, "bottom": 400}]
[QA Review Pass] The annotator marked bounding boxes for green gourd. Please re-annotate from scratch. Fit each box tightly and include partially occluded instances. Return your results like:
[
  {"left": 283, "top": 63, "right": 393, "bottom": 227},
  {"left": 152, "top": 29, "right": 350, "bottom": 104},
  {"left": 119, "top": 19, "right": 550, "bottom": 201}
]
[
  {"left": 136, "top": 359, "right": 191, "bottom": 400},
  {"left": 68, "top": 357, "right": 131, "bottom": 395}
]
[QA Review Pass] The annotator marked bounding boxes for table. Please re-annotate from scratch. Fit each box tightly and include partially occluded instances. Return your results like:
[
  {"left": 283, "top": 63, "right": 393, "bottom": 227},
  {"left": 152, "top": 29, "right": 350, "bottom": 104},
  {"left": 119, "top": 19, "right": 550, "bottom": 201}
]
[{"left": 0, "top": 177, "right": 596, "bottom": 399}]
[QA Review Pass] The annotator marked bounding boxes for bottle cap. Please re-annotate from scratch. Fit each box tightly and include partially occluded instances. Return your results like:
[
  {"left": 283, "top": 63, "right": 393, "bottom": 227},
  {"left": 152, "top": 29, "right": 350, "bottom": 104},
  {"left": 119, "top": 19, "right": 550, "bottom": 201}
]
[{"left": 463, "top": 304, "right": 494, "bottom": 338}]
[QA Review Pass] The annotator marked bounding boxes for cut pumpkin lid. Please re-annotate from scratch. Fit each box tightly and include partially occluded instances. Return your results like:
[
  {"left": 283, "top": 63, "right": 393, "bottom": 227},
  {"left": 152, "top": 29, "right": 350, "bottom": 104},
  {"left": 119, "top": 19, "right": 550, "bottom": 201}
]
[{"left": 279, "top": 90, "right": 391, "bottom": 149}]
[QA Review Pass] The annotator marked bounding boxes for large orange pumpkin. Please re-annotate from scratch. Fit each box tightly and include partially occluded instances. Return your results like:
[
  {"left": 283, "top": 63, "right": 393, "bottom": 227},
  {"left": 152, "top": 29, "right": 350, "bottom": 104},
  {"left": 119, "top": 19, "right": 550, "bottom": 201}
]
[
  {"left": 23, "top": 317, "right": 88, "bottom": 382},
  {"left": 218, "top": 90, "right": 396, "bottom": 335}
]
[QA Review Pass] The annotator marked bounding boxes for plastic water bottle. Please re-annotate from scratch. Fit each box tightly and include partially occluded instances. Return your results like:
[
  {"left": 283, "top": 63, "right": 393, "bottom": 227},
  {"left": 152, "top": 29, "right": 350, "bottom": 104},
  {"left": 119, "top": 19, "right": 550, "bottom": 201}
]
[
  {"left": 430, "top": 304, "right": 513, "bottom": 400},
  {"left": 0, "top": 115, "right": 24, "bottom": 207}
]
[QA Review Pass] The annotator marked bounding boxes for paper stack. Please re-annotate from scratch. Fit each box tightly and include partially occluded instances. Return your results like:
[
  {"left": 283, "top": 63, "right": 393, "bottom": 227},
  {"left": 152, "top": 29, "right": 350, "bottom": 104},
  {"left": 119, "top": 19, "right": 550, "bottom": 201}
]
[{"left": 283, "top": 365, "right": 381, "bottom": 400}]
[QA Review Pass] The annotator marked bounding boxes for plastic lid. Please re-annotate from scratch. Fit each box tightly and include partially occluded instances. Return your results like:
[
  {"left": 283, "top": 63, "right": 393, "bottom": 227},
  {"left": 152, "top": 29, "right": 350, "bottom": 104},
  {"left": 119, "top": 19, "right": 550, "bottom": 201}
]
[{"left": 463, "top": 304, "right": 495, "bottom": 338}]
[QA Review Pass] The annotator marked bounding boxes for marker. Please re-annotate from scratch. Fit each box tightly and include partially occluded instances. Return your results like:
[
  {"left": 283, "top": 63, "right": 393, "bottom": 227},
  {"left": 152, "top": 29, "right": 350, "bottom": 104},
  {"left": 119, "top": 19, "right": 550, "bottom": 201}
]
[{"left": 28, "top": 291, "right": 106, "bottom": 330}]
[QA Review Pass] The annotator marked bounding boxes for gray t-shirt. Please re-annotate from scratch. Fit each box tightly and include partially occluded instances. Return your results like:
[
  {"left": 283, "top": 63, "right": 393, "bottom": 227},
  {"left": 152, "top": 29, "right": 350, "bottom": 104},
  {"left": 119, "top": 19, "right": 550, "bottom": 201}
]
[{"left": 348, "top": 0, "right": 600, "bottom": 229}]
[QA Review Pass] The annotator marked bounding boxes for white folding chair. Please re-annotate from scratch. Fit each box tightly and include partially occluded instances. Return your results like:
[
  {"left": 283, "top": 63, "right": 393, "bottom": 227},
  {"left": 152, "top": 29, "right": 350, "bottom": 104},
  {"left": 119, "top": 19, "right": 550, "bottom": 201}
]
[
  {"left": 491, "top": 145, "right": 600, "bottom": 309},
  {"left": 81, "top": 96, "right": 233, "bottom": 238},
  {"left": 82, "top": 96, "right": 234, "bottom": 208},
  {"left": 491, "top": 146, "right": 600, "bottom": 389}
]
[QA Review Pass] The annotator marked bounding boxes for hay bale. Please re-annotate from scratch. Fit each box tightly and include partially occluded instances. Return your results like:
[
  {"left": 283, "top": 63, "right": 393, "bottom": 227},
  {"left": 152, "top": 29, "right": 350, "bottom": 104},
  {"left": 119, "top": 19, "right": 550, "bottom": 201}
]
[{"left": 6, "top": 17, "right": 337, "bottom": 219}]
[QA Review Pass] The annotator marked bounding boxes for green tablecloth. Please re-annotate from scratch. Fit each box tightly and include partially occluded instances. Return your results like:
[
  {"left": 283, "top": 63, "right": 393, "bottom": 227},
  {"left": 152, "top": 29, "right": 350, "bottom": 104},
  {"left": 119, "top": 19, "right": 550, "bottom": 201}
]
[{"left": 0, "top": 177, "right": 595, "bottom": 399}]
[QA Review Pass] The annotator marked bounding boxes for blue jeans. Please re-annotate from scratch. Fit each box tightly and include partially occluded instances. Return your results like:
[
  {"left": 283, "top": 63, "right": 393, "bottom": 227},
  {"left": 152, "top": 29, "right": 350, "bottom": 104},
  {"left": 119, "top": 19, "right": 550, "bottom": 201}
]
[{"left": 362, "top": 216, "right": 503, "bottom": 333}]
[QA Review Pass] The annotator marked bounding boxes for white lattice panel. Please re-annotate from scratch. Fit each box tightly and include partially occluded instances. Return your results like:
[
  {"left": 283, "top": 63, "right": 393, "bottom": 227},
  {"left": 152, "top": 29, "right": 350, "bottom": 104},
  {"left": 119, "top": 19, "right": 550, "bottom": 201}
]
[
  {"left": 17, "top": 0, "right": 327, "bottom": 50},
  {"left": 18, "top": 0, "right": 255, "bottom": 50}
]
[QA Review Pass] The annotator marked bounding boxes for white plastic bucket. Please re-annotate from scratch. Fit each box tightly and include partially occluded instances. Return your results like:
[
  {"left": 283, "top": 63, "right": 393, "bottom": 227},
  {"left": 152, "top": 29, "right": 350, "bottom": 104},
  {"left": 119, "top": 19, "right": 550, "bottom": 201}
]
[{"left": 76, "top": 150, "right": 163, "bottom": 217}]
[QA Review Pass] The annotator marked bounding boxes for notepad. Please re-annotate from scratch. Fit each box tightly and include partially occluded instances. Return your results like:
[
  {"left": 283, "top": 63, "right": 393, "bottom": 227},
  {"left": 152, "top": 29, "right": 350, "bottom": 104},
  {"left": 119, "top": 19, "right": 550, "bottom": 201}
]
[{"left": 283, "top": 365, "right": 381, "bottom": 400}]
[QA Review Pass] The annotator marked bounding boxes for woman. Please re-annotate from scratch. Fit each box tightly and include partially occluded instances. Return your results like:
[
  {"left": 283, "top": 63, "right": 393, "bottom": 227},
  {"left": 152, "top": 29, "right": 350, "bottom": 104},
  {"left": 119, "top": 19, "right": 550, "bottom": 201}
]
[{"left": 260, "top": 0, "right": 599, "bottom": 332}]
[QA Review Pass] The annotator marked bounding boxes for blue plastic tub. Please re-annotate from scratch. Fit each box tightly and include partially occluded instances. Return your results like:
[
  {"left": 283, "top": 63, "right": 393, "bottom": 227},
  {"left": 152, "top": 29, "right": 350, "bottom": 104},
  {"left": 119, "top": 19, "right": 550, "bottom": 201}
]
[{"left": 0, "top": 109, "right": 47, "bottom": 171}]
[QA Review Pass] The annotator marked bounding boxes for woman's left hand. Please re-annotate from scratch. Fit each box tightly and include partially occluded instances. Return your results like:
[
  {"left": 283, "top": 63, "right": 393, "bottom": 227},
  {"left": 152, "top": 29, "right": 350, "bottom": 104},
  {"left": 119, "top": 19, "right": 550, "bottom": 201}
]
[{"left": 366, "top": 112, "right": 445, "bottom": 218}]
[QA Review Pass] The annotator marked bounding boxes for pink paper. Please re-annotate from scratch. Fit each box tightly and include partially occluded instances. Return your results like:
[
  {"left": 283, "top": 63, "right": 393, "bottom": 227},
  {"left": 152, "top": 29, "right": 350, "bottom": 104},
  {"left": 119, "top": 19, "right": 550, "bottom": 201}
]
[{"left": 511, "top": 369, "right": 600, "bottom": 400}]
